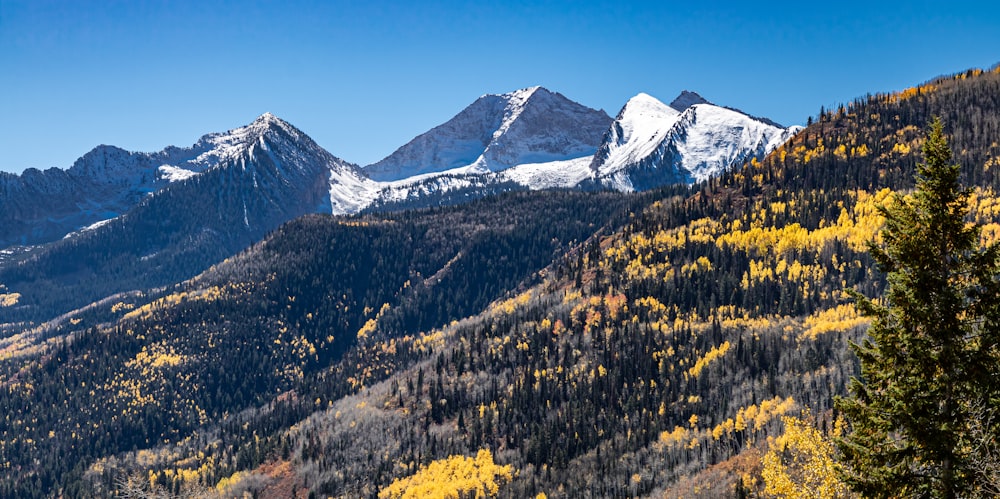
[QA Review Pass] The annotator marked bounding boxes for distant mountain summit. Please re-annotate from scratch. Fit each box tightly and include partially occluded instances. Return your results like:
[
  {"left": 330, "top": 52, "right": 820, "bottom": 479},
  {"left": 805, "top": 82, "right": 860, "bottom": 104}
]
[
  {"left": 0, "top": 113, "right": 375, "bottom": 248},
  {"left": 669, "top": 90, "right": 710, "bottom": 111},
  {"left": 363, "top": 87, "right": 612, "bottom": 181}
]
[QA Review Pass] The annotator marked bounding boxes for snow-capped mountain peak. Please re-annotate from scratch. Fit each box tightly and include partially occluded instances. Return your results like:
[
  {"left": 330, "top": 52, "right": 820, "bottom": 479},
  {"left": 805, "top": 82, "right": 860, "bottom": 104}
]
[
  {"left": 589, "top": 93, "right": 681, "bottom": 177},
  {"left": 257, "top": 111, "right": 279, "bottom": 122},
  {"left": 247, "top": 112, "right": 297, "bottom": 136},
  {"left": 590, "top": 92, "right": 798, "bottom": 191},
  {"left": 498, "top": 85, "right": 541, "bottom": 103}
]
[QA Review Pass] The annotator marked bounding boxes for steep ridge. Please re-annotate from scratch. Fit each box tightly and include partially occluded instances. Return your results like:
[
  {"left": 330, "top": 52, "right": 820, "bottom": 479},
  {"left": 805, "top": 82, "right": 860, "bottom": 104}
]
[
  {"left": 0, "top": 114, "right": 274, "bottom": 247},
  {"left": 364, "top": 87, "right": 612, "bottom": 181}
]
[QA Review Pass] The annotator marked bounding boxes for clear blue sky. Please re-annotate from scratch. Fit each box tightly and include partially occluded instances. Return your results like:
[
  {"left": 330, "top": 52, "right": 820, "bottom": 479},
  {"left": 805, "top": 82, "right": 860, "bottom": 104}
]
[{"left": 2, "top": 0, "right": 999, "bottom": 173}]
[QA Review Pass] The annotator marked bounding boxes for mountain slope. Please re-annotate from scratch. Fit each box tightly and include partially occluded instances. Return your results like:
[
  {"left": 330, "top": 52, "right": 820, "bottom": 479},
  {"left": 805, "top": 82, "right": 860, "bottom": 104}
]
[
  {"left": 0, "top": 115, "right": 270, "bottom": 247},
  {"left": 364, "top": 87, "right": 612, "bottom": 181},
  {"left": 274, "top": 65, "right": 1000, "bottom": 498},
  {"left": 0, "top": 113, "right": 367, "bottom": 325},
  {"left": 8, "top": 67, "right": 1000, "bottom": 497},
  {"left": 27, "top": 65, "right": 997, "bottom": 498}
]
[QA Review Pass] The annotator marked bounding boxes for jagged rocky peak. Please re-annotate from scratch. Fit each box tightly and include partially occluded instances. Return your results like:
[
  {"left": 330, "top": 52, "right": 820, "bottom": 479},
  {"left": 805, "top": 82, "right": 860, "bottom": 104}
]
[
  {"left": 669, "top": 90, "right": 711, "bottom": 111},
  {"left": 67, "top": 144, "right": 144, "bottom": 180},
  {"left": 248, "top": 112, "right": 299, "bottom": 135},
  {"left": 363, "top": 86, "right": 611, "bottom": 181},
  {"left": 589, "top": 92, "right": 682, "bottom": 177},
  {"left": 255, "top": 111, "right": 280, "bottom": 123},
  {"left": 213, "top": 112, "right": 302, "bottom": 146}
]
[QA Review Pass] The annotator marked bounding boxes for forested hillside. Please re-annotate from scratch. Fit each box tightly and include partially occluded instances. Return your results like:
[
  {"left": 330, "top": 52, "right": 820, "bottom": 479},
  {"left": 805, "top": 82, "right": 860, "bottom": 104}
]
[
  {"left": 0, "top": 190, "right": 644, "bottom": 497},
  {"left": 2, "top": 65, "right": 1000, "bottom": 498}
]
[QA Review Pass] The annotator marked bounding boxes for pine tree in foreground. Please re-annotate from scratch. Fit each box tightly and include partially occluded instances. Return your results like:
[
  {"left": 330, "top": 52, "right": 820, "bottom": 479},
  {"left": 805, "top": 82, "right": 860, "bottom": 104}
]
[{"left": 836, "top": 117, "right": 1000, "bottom": 498}]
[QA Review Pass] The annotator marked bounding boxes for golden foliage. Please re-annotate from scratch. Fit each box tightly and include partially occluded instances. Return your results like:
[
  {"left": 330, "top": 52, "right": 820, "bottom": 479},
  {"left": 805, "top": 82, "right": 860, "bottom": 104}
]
[
  {"left": 800, "top": 304, "right": 868, "bottom": 341},
  {"left": 123, "top": 286, "right": 228, "bottom": 321},
  {"left": 111, "top": 301, "right": 136, "bottom": 314},
  {"left": 0, "top": 292, "right": 20, "bottom": 307},
  {"left": 884, "top": 84, "right": 937, "bottom": 104},
  {"left": 492, "top": 290, "right": 534, "bottom": 316},
  {"left": 216, "top": 470, "right": 248, "bottom": 492},
  {"left": 126, "top": 343, "right": 185, "bottom": 370},
  {"left": 378, "top": 449, "right": 513, "bottom": 499},
  {"left": 892, "top": 142, "right": 912, "bottom": 155},
  {"left": 762, "top": 415, "right": 851, "bottom": 498},
  {"left": 358, "top": 302, "right": 392, "bottom": 340},
  {"left": 688, "top": 341, "right": 731, "bottom": 378}
]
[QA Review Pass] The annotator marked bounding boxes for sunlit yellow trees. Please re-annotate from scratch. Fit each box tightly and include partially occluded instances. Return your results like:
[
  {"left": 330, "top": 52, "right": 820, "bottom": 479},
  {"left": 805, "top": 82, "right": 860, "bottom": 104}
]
[
  {"left": 378, "top": 449, "right": 513, "bottom": 499},
  {"left": 762, "top": 414, "right": 851, "bottom": 498}
]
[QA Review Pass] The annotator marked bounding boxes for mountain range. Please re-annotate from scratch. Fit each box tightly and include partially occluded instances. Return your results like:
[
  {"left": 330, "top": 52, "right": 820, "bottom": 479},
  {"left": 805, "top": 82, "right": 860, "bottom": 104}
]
[
  {"left": 0, "top": 87, "right": 796, "bottom": 250},
  {"left": 0, "top": 113, "right": 371, "bottom": 248},
  {"left": 0, "top": 87, "right": 796, "bottom": 328},
  {"left": 361, "top": 88, "right": 797, "bottom": 203}
]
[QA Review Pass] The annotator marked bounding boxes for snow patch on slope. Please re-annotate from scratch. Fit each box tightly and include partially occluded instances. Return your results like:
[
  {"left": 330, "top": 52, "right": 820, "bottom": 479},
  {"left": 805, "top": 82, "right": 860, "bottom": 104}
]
[
  {"left": 500, "top": 156, "right": 594, "bottom": 190},
  {"left": 672, "top": 104, "right": 791, "bottom": 183},
  {"left": 328, "top": 169, "right": 381, "bottom": 215},
  {"left": 158, "top": 165, "right": 199, "bottom": 182}
]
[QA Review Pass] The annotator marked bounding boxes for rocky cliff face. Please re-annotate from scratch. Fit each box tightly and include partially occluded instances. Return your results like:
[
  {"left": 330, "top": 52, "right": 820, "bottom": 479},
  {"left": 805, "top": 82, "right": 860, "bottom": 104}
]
[{"left": 363, "top": 87, "right": 611, "bottom": 181}]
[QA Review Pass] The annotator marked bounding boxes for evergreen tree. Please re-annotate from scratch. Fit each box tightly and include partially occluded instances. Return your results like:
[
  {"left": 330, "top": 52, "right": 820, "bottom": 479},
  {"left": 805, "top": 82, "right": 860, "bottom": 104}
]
[{"left": 836, "top": 117, "right": 1000, "bottom": 497}]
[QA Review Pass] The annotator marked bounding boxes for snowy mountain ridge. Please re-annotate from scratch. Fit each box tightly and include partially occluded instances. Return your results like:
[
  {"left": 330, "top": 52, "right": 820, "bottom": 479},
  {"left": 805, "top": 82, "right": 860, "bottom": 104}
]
[
  {"left": 370, "top": 89, "right": 801, "bottom": 200},
  {"left": 590, "top": 93, "right": 683, "bottom": 179}
]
